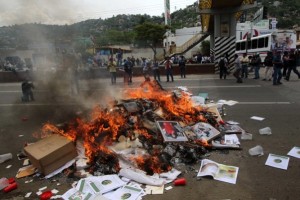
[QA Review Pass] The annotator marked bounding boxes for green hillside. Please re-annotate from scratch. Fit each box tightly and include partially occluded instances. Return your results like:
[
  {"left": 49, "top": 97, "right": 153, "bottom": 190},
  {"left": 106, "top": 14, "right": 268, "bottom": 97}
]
[{"left": 0, "top": 0, "right": 298, "bottom": 50}]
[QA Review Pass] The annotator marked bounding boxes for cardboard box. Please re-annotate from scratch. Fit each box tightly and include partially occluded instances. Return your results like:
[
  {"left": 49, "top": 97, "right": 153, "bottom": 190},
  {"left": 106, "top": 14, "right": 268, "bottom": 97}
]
[{"left": 24, "top": 134, "right": 77, "bottom": 175}]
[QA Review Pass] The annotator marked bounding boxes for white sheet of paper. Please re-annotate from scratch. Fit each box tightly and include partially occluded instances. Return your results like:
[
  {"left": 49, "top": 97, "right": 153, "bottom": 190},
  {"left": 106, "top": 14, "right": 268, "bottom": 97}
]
[
  {"left": 165, "top": 186, "right": 173, "bottom": 190},
  {"left": 25, "top": 192, "right": 32, "bottom": 198},
  {"left": 265, "top": 154, "right": 290, "bottom": 170},
  {"left": 226, "top": 120, "right": 240, "bottom": 125},
  {"left": 287, "top": 147, "right": 300, "bottom": 159},
  {"left": 224, "top": 134, "right": 240, "bottom": 145},
  {"left": 145, "top": 185, "right": 164, "bottom": 194},
  {"left": 250, "top": 116, "right": 265, "bottom": 121}
]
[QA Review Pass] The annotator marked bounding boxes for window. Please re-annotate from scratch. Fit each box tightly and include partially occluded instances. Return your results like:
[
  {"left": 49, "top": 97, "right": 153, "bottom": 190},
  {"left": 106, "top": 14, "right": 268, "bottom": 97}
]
[
  {"left": 236, "top": 42, "right": 241, "bottom": 51},
  {"left": 247, "top": 40, "right": 252, "bottom": 49},
  {"left": 265, "top": 37, "right": 269, "bottom": 47},
  {"left": 241, "top": 41, "right": 246, "bottom": 50},
  {"left": 258, "top": 38, "right": 265, "bottom": 48},
  {"left": 252, "top": 39, "right": 258, "bottom": 49}
]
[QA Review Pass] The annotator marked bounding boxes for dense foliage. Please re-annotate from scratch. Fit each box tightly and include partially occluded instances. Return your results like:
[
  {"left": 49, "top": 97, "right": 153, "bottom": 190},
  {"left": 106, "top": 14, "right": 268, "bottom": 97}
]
[{"left": 0, "top": 1, "right": 298, "bottom": 50}]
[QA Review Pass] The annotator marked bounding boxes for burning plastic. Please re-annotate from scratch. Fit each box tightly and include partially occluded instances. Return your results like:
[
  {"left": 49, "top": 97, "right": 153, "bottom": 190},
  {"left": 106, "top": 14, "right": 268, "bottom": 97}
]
[{"left": 36, "top": 80, "right": 223, "bottom": 175}]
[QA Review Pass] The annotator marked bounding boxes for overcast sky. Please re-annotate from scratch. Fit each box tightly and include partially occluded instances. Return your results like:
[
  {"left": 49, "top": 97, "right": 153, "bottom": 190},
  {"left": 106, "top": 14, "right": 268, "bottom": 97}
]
[{"left": 0, "top": 0, "right": 197, "bottom": 27}]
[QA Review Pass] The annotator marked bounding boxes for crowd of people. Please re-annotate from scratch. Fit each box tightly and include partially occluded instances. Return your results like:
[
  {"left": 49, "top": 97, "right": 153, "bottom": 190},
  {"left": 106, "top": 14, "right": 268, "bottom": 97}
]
[
  {"left": 105, "top": 53, "right": 189, "bottom": 85},
  {"left": 220, "top": 50, "right": 300, "bottom": 85}
]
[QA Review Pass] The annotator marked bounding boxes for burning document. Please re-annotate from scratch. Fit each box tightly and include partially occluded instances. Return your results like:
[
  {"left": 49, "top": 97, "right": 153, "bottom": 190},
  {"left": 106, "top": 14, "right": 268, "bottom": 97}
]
[
  {"left": 192, "top": 122, "right": 221, "bottom": 142},
  {"left": 156, "top": 121, "right": 188, "bottom": 142}
]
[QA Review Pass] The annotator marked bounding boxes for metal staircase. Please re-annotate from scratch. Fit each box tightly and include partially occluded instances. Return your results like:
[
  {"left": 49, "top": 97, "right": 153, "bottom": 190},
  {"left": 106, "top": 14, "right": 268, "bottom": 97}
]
[{"left": 173, "top": 33, "right": 210, "bottom": 56}]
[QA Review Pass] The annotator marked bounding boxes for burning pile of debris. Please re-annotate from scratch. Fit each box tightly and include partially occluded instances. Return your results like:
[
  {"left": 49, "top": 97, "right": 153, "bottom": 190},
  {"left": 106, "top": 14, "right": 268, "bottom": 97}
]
[{"left": 33, "top": 80, "right": 241, "bottom": 177}]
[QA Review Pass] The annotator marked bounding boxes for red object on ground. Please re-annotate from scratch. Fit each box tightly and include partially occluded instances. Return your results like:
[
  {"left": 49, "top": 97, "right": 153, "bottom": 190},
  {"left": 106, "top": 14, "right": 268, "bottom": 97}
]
[
  {"left": 40, "top": 191, "right": 53, "bottom": 200},
  {"left": 3, "top": 182, "right": 18, "bottom": 193},
  {"left": 173, "top": 178, "right": 186, "bottom": 186},
  {"left": 7, "top": 177, "right": 15, "bottom": 184},
  {"left": 219, "top": 120, "right": 225, "bottom": 125},
  {"left": 22, "top": 117, "right": 28, "bottom": 121}
]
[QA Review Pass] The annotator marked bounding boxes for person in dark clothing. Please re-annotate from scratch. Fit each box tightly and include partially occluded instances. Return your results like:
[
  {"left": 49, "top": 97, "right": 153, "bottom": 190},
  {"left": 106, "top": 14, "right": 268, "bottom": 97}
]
[
  {"left": 124, "top": 58, "right": 133, "bottom": 84},
  {"left": 178, "top": 55, "right": 186, "bottom": 78},
  {"left": 152, "top": 61, "right": 160, "bottom": 82},
  {"left": 218, "top": 54, "right": 228, "bottom": 79},
  {"left": 273, "top": 51, "right": 283, "bottom": 86},
  {"left": 163, "top": 57, "right": 174, "bottom": 82},
  {"left": 285, "top": 51, "right": 300, "bottom": 81},
  {"left": 253, "top": 54, "right": 262, "bottom": 79},
  {"left": 21, "top": 80, "right": 35, "bottom": 102},
  {"left": 282, "top": 51, "right": 289, "bottom": 77}
]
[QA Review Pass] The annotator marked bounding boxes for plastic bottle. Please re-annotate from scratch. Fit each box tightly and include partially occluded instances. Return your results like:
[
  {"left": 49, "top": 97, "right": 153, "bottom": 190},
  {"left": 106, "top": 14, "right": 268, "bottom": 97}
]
[
  {"left": 0, "top": 178, "right": 9, "bottom": 190},
  {"left": 0, "top": 153, "right": 13, "bottom": 163},
  {"left": 3, "top": 182, "right": 18, "bottom": 193}
]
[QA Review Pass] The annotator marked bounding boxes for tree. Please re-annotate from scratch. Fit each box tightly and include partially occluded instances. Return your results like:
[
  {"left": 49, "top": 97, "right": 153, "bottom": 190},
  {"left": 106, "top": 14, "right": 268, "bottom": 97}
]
[
  {"left": 134, "top": 22, "right": 167, "bottom": 61},
  {"left": 200, "top": 40, "right": 210, "bottom": 56}
]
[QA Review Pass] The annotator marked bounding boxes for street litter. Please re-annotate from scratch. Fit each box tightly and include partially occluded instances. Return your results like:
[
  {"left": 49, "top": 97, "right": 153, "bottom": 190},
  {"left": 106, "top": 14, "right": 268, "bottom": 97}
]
[
  {"left": 241, "top": 131, "right": 253, "bottom": 140},
  {"left": 10, "top": 80, "right": 252, "bottom": 199},
  {"left": 287, "top": 147, "right": 300, "bottom": 159},
  {"left": 23, "top": 159, "right": 29, "bottom": 166},
  {"left": 217, "top": 100, "right": 239, "bottom": 106},
  {"left": 51, "top": 189, "right": 59, "bottom": 194},
  {"left": 24, "top": 134, "right": 77, "bottom": 176},
  {"left": 165, "top": 186, "right": 173, "bottom": 190},
  {"left": 0, "top": 177, "right": 10, "bottom": 190},
  {"left": 40, "top": 190, "right": 53, "bottom": 200},
  {"left": 16, "top": 165, "right": 36, "bottom": 178},
  {"left": 259, "top": 127, "right": 272, "bottom": 135},
  {"left": 173, "top": 178, "right": 186, "bottom": 186},
  {"left": 39, "top": 186, "right": 47, "bottom": 191},
  {"left": 197, "top": 159, "right": 239, "bottom": 184},
  {"left": 25, "top": 192, "right": 32, "bottom": 198},
  {"left": 249, "top": 145, "right": 264, "bottom": 156},
  {"left": 3, "top": 181, "right": 18, "bottom": 193},
  {"left": 145, "top": 185, "right": 164, "bottom": 194},
  {"left": 250, "top": 116, "right": 265, "bottom": 121},
  {"left": 0, "top": 153, "right": 12, "bottom": 163},
  {"left": 212, "top": 134, "right": 241, "bottom": 149},
  {"left": 265, "top": 154, "right": 290, "bottom": 170}
]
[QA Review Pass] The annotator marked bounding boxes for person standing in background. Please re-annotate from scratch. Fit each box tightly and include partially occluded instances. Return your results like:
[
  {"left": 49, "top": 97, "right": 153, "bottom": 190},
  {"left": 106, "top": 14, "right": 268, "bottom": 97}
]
[
  {"left": 107, "top": 57, "right": 117, "bottom": 84},
  {"left": 218, "top": 53, "right": 228, "bottom": 79},
  {"left": 282, "top": 51, "right": 289, "bottom": 77},
  {"left": 163, "top": 57, "right": 174, "bottom": 82},
  {"left": 152, "top": 60, "right": 160, "bottom": 81},
  {"left": 233, "top": 54, "right": 243, "bottom": 83},
  {"left": 116, "top": 48, "right": 123, "bottom": 67},
  {"left": 253, "top": 54, "right": 262, "bottom": 79},
  {"left": 273, "top": 51, "right": 283, "bottom": 85},
  {"left": 240, "top": 53, "right": 249, "bottom": 79},
  {"left": 285, "top": 50, "right": 300, "bottom": 81},
  {"left": 263, "top": 51, "right": 273, "bottom": 81},
  {"left": 178, "top": 55, "right": 186, "bottom": 78}
]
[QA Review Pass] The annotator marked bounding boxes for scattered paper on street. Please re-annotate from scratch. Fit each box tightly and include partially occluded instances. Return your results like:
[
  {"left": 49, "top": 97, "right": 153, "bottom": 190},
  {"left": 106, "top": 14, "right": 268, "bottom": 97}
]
[
  {"left": 197, "top": 159, "right": 239, "bottom": 184},
  {"left": 250, "top": 116, "right": 265, "bottom": 121},
  {"left": 265, "top": 154, "right": 290, "bottom": 170},
  {"left": 287, "top": 147, "right": 300, "bottom": 159},
  {"left": 145, "top": 185, "right": 164, "bottom": 194}
]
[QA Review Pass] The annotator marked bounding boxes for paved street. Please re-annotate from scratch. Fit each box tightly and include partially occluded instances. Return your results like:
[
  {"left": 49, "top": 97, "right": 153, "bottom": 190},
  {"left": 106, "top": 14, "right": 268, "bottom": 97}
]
[{"left": 0, "top": 72, "right": 300, "bottom": 200}]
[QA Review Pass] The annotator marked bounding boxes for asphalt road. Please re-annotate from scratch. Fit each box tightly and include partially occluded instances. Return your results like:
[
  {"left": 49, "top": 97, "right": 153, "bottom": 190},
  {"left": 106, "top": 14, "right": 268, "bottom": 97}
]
[{"left": 0, "top": 71, "right": 300, "bottom": 200}]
